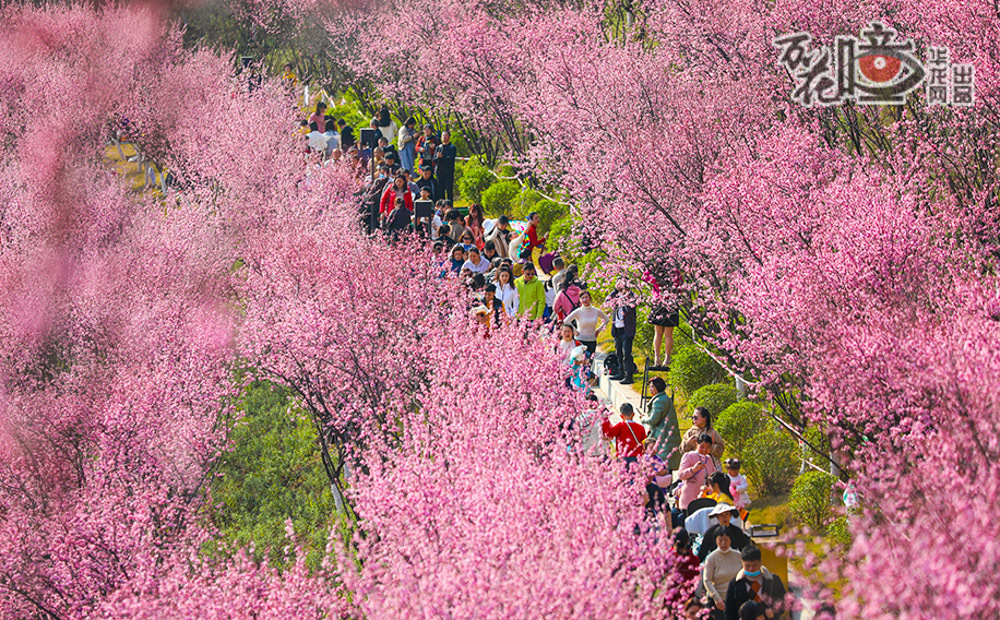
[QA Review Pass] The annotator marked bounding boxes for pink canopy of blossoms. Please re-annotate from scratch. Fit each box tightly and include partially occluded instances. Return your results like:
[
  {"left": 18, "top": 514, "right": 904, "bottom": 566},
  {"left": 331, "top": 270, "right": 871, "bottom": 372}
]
[{"left": 0, "top": 3, "right": 692, "bottom": 617}]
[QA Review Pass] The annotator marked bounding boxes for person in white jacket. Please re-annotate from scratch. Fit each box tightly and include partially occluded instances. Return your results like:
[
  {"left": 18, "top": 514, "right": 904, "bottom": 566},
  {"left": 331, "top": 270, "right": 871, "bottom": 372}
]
[{"left": 493, "top": 266, "right": 519, "bottom": 318}]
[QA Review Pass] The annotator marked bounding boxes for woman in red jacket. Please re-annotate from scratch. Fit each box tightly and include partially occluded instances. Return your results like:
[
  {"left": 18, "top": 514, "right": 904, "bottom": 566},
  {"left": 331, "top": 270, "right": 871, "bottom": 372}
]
[
  {"left": 524, "top": 211, "right": 546, "bottom": 259},
  {"left": 380, "top": 175, "right": 413, "bottom": 226}
]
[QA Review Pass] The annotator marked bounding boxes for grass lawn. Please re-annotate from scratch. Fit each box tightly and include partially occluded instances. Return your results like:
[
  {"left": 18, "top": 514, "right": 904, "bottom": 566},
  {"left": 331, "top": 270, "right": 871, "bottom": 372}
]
[{"left": 104, "top": 143, "right": 165, "bottom": 195}]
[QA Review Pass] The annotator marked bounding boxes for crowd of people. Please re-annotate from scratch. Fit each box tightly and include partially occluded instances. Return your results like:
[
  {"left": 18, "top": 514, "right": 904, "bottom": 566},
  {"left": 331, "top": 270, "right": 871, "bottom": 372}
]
[{"left": 290, "top": 90, "right": 789, "bottom": 619}]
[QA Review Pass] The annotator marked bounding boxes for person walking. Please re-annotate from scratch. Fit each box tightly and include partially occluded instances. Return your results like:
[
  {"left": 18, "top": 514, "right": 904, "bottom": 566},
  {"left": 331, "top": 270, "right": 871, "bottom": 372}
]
[
  {"left": 337, "top": 118, "right": 355, "bottom": 149},
  {"left": 674, "top": 434, "right": 718, "bottom": 525},
  {"left": 376, "top": 105, "right": 397, "bottom": 143},
  {"left": 494, "top": 266, "right": 518, "bottom": 319},
  {"left": 703, "top": 528, "right": 744, "bottom": 620},
  {"left": 563, "top": 290, "right": 609, "bottom": 355},
  {"left": 552, "top": 265, "right": 582, "bottom": 323},
  {"left": 640, "top": 376, "right": 681, "bottom": 469},
  {"left": 465, "top": 203, "right": 486, "bottom": 249},
  {"left": 415, "top": 123, "right": 437, "bottom": 170},
  {"left": 485, "top": 215, "right": 512, "bottom": 259},
  {"left": 601, "top": 403, "right": 647, "bottom": 465},
  {"left": 379, "top": 175, "right": 413, "bottom": 225},
  {"left": 698, "top": 503, "right": 750, "bottom": 562},
  {"left": 724, "top": 547, "right": 788, "bottom": 620},
  {"left": 514, "top": 263, "right": 545, "bottom": 320}
]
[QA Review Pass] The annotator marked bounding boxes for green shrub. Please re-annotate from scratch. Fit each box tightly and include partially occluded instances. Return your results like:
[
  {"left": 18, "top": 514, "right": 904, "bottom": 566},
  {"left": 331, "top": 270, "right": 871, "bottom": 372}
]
[
  {"left": 669, "top": 345, "right": 725, "bottom": 396},
  {"left": 742, "top": 428, "right": 799, "bottom": 497},
  {"left": 457, "top": 159, "right": 494, "bottom": 202},
  {"left": 208, "top": 380, "right": 336, "bottom": 570},
  {"left": 827, "top": 515, "right": 852, "bottom": 550},
  {"left": 511, "top": 188, "right": 543, "bottom": 219},
  {"left": 481, "top": 180, "right": 521, "bottom": 217},
  {"left": 688, "top": 384, "right": 738, "bottom": 419},
  {"left": 532, "top": 198, "right": 568, "bottom": 231},
  {"left": 715, "top": 401, "right": 767, "bottom": 457},
  {"left": 789, "top": 470, "right": 836, "bottom": 531}
]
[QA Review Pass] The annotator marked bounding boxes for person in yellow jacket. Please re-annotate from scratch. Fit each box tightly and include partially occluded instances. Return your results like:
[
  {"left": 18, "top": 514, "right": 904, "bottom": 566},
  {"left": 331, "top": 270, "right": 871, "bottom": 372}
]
[{"left": 515, "top": 263, "right": 546, "bottom": 320}]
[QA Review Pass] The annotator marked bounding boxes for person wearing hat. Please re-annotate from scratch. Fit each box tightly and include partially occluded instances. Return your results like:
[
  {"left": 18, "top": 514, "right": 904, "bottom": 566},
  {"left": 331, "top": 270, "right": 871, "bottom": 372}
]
[
  {"left": 703, "top": 526, "right": 743, "bottom": 619},
  {"left": 472, "top": 305, "right": 490, "bottom": 328},
  {"left": 698, "top": 503, "right": 750, "bottom": 562},
  {"left": 433, "top": 130, "right": 458, "bottom": 201},
  {"left": 724, "top": 546, "right": 787, "bottom": 620}
]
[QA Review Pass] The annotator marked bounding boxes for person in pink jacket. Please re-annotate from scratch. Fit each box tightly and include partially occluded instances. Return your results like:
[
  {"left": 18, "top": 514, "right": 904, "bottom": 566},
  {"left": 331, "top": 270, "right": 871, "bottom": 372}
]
[
  {"left": 673, "top": 433, "right": 718, "bottom": 526},
  {"left": 552, "top": 265, "right": 582, "bottom": 322}
]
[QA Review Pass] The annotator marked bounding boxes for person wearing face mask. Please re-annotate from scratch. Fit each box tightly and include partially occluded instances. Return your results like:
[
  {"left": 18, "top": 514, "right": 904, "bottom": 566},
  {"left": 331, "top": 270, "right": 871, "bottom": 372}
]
[
  {"left": 703, "top": 528, "right": 743, "bottom": 619},
  {"left": 725, "top": 546, "right": 788, "bottom": 620}
]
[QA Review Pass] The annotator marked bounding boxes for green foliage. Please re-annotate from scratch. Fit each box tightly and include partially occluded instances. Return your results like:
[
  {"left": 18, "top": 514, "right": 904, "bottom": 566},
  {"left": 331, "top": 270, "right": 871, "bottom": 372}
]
[
  {"left": 511, "top": 187, "right": 543, "bottom": 218},
  {"left": 669, "top": 345, "right": 725, "bottom": 396},
  {"left": 208, "top": 380, "right": 336, "bottom": 570},
  {"left": 742, "top": 428, "right": 800, "bottom": 497},
  {"left": 790, "top": 470, "right": 837, "bottom": 531},
  {"left": 688, "top": 384, "right": 738, "bottom": 419},
  {"left": 481, "top": 180, "right": 521, "bottom": 217},
  {"left": 748, "top": 494, "right": 792, "bottom": 530},
  {"left": 715, "top": 401, "right": 767, "bottom": 457},
  {"left": 532, "top": 198, "right": 568, "bottom": 231},
  {"left": 456, "top": 157, "right": 494, "bottom": 203},
  {"left": 827, "top": 515, "right": 852, "bottom": 550}
]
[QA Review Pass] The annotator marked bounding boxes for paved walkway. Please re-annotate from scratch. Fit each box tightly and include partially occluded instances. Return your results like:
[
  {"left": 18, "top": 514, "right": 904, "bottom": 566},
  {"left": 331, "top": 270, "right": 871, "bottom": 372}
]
[{"left": 591, "top": 355, "right": 824, "bottom": 619}]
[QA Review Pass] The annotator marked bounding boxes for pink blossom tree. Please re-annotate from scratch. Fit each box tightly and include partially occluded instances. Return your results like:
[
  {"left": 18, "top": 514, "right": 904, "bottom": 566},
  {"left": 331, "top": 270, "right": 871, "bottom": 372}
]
[{"left": 343, "top": 0, "right": 1000, "bottom": 615}]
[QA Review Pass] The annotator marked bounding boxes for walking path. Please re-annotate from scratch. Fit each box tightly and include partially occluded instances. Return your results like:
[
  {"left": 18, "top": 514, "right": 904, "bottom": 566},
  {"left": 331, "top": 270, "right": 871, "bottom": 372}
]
[{"left": 591, "top": 353, "right": 822, "bottom": 619}]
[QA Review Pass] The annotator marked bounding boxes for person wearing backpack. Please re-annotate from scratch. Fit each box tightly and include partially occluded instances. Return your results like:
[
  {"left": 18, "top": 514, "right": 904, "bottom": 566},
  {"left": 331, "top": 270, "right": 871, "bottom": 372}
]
[{"left": 552, "top": 265, "right": 582, "bottom": 322}]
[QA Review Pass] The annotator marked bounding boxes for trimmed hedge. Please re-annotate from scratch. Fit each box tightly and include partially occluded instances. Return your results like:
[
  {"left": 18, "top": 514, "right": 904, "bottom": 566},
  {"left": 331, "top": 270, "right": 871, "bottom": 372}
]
[
  {"left": 481, "top": 181, "right": 520, "bottom": 217},
  {"left": 715, "top": 401, "right": 767, "bottom": 458},
  {"left": 669, "top": 345, "right": 725, "bottom": 396},
  {"left": 688, "top": 384, "right": 738, "bottom": 420},
  {"left": 789, "top": 470, "right": 837, "bottom": 531},
  {"left": 742, "top": 428, "right": 799, "bottom": 496},
  {"left": 456, "top": 159, "right": 494, "bottom": 202}
]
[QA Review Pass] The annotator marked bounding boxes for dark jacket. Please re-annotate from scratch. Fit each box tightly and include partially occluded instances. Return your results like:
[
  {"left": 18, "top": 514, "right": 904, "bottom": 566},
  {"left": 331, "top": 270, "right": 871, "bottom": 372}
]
[
  {"left": 434, "top": 142, "right": 458, "bottom": 177},
  {"left": 609, "top": 292, "right": 637, "bottom": 337},
  {"left": 416, "top": 177, "right": 437, "bottom": 199},
  {"left": 725, "top": 567, "right": 787, "bottom": 620},
  {"left": 340, "top": 125, "right": 355, "bottom": 148},
  {"left": 697, "top": 523, "right": 750, "bottom": 561}
]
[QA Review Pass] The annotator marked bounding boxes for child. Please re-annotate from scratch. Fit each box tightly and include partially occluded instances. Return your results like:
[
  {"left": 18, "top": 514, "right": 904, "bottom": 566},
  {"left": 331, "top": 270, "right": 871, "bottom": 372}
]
[{"left": 727, "top": 458, "right": 751, "bottom": 513}]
